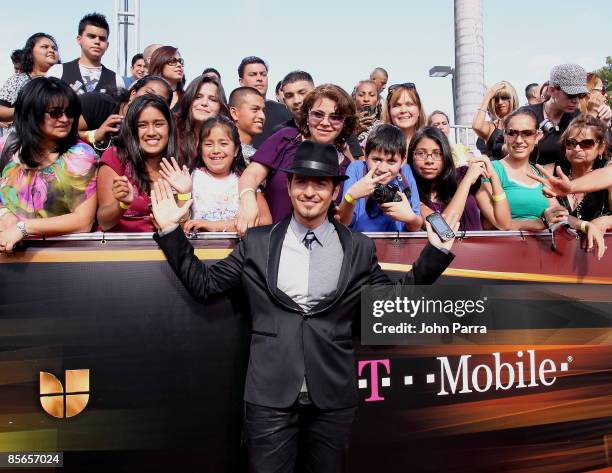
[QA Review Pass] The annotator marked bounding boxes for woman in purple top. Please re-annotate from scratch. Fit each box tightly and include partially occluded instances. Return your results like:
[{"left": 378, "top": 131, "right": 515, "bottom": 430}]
[
  {"left": 236, "top": 84, "right": 357, "bottom": 231},
  {"left": 407, "top": 126, "right": 511, "bottom": 231}
]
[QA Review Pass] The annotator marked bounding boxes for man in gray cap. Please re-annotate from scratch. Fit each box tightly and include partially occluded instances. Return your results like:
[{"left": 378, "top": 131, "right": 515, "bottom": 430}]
[{"left": 490, "top": 64, "right": 610, "bottom": 164}]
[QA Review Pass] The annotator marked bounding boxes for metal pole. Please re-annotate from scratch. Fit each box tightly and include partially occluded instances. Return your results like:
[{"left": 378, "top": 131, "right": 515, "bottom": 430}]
[
  {"left": 123, "top": 0, "right": 129, "bottom": 77},
  {"left": 454, "top": 0, "right": 484, "bottom": 136},
  {"left": 114, "top": 0, "right": 120, "bottom": 73}
]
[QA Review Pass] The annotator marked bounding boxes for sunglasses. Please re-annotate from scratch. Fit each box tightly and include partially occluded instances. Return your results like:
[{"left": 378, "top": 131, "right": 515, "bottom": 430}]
[
  {"left": 46, "top": 108, "right": 76, "bottom": 119},
  {"left": 308, "top": 110, "right": 345, "bottom": 128},
  {"left": 562, "top": 90, "right": 587, "bottom": 100},
  {"left": 166, "top": 57, "right": 184, "bottom": 67},
  {"left": 504, "top": 128, "right": 537, "bottom": 139},
  {"left": 564, "top": 138, "right": 599, "bottom": 150},
  {"left": 387, "top": 83, "right": 416, "bottom": 95}
]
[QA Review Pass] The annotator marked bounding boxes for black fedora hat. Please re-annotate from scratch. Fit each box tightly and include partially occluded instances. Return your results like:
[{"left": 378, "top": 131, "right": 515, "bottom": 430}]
[{"left": 282, "top": 141, "right": 349, "bottom": 181}]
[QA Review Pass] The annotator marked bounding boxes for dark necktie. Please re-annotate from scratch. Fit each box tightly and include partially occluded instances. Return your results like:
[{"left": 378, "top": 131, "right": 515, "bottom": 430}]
[{"left": 303, "top": 231, "right": 316, "bottom": 250}]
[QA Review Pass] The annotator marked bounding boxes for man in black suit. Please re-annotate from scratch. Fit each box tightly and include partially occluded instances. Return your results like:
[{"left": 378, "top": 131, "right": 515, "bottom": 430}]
[{"left": 151, "top": 141, "right": 456, "bottom": 473}]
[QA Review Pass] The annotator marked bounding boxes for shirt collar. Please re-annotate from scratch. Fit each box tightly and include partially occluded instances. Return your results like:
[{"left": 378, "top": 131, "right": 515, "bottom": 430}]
[{"left": 289, "top": 217, "right": 333, "bottom": 247}]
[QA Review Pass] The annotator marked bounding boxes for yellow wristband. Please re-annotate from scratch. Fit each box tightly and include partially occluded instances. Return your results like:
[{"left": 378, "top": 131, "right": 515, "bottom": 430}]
[
  {"left": 177, "top": 193, "right": 192, "bottom": 201},
  {"left": 344, "top": 193, "right": 357, "bottom": 205},
  {"left": 239, "top": 188, "right": 256, "bottom": 199},
  {"left": 579, "top": 220, "right": 589, "bottom": 233},
  {"left": 119, "top": 201, "right": 131, "bottom": 210},
  {"left": 87, "top": 130, "right": 96, "bottom": 145},
  {"left": 491, "top": 192, "right": 507, "bottom": 202},
  {"left": 0, "top": 207, "right": 12, "bottom": 218}
]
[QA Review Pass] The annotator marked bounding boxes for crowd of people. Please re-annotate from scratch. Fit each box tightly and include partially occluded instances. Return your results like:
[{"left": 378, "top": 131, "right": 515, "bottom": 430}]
[{"left": 0, "top": 12, "right": 610, "bottom": 258}]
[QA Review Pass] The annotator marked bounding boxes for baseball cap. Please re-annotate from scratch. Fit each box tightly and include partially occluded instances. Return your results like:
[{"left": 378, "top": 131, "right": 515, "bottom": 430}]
[{"left": 549, "top": 64, "right": 588, "bottom": 95}]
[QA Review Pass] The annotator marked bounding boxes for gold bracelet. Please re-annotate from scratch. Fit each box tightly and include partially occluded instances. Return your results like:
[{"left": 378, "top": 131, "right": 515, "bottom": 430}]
[
  {"left": 344, "top": 193, "right": 357, "bottom": 205},
  {"left": 177, "top": 192, "right": 192, "bottom": 201},
  {"left": 119, "top": 201, "right": 131, "bottom": 210},
  {"left": 491, "top": 192, "right": 507, "bottom": 202},
  {"left": 239, "top": 188, "right": 256, "bottom": 199},
  {"left": 579, "top": 220, "right": 589, "bottom": 233}
]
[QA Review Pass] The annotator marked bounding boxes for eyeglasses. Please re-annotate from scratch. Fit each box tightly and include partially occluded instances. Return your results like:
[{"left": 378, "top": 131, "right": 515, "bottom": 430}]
[
  {"left": 308, "top": 110, "right": 345, "bottom": 128},
  {"left": 494, "top": 94, "right": 511, "bottom": 102},
  {"left": 387, "top": 83, "right": 416, "bottom": 95},
  {"left": 504, "top": 128, "right": 537, "bottom": 139},
  {"left": 46, "top": 108, "right": 76, "bottom": 119},
  {"left": 166, "top": 57, "right": 184, "bottom": 67},
  {"left": 413, "top": 150, "right": 443, "bottom": 161},
  {"left": 564, "top": 138, "right": 599, "bottom": 150}
]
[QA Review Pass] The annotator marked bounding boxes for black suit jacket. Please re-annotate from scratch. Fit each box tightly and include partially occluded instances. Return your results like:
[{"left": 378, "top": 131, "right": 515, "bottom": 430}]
[{"left": 154, "top": 218, "right": 454, "bottom": 409}]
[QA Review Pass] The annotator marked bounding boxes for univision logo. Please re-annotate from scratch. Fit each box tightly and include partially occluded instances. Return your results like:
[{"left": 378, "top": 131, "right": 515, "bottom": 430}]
[{"left": 39, "top": 369, "right": 90, "bottom": 418}]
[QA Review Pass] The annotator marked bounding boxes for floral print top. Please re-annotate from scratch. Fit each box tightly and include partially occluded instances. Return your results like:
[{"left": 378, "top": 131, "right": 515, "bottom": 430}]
[{"left": 0, "top": 137, "right": 98, "bottom": 220}]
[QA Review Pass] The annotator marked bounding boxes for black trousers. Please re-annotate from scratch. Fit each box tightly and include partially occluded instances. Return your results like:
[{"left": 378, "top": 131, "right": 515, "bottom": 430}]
[{"left": 245, "top": 395, "right": 357, "bottom": 473}]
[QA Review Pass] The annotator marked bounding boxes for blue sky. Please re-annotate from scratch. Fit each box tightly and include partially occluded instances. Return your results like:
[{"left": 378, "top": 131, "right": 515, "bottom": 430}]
[{"left": 1, "top": 0, "right": 610, "bottom": 125}]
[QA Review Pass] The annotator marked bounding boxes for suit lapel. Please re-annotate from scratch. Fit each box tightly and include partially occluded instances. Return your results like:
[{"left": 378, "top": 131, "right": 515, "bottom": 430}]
[{"left": 266, "top": 218, "right": 302, "bottom": 312}]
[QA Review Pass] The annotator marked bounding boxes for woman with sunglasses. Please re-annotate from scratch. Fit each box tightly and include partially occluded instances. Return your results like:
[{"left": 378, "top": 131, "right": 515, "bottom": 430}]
[
  {"left": 540, "top": 115, "right": 610, "bottom": 258},
  {"left": 0, "top": 33, "right": 59, "bottom": 122},
  {"left": 491, "top": 109, "right": 567, "bottom": 230},
  {"left": 175, "top": 75, "right": 229, "bottom": 169},
  {"left": 0, "top": 77, "right": 98, "bottom": 252},
  {"left": 408, "top": 126, "right": 511, "bottom": 231},
  {"left": 236, "top": 84, "right": 357, "bottom": 230},
  {"left": 381, "top": 83, "right": 426, "bottom": 148},
  {"left": 580, "top": 73, "right": 612, "bottom": 127},
  {"left": 472, "top": 81, "right": 519, "bottom": 154},
  {"left": 97, "top": 94, "right": 188, "bottom": 232},
  {"left": 147, "top": 46, "right": 185, "bottom": 110}
]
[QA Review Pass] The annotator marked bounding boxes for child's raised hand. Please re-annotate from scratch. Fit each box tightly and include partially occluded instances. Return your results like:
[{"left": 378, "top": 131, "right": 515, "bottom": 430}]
[{"left": 160, "top": 157, "right": 192, "bottom": 194}]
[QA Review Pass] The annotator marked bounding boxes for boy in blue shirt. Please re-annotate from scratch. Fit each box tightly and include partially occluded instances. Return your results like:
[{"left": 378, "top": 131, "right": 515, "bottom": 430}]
[{"left": 339, "top": 124, "right": 422, "bottom": 232}]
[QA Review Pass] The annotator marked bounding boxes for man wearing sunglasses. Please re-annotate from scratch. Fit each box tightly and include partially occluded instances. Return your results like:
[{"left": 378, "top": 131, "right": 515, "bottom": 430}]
[
  {"left": 47, "top": 13, "right": 124, "bottom": 94},
  {"left": 490, "top": 64, "right": 611, "bottom": 165}
]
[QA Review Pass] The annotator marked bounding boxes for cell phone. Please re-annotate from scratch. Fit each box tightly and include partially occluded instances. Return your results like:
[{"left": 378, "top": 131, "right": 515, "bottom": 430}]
[
  {"left": 361, "top": 105, "right": 373, "bottom": 116},
  {"left": 426, "top": 212, "right": 455, "bottom": 242}
]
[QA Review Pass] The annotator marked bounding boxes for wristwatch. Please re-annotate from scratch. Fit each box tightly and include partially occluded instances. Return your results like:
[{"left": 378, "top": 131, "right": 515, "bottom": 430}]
[{"left": 16, "top": 221, "right": 28, "bottom": 238}]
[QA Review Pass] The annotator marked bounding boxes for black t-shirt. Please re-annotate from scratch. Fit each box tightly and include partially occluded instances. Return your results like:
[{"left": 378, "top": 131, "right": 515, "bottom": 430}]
[
  {"left": 490, "top": 103, "right": 580, "bottom": 165},
  {"left": 79, "top": 92, "right": 120, "bottom": 130},
  {"left": 253, "top": 99, "right": 292, "bottom": 148}
]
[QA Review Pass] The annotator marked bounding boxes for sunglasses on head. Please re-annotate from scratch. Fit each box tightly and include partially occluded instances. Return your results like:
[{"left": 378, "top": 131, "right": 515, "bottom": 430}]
[
  {"left": 564, "top": 138, "right": 599, "bottom": 150},
  {"left": 46, "top": 107, "right": 76, "bottom": 119},
  {"left": 387, "top": 83, "right": 416, "bottom": 95},
  {"left": 504, "top": 128, "right": 537, "bottom": 139},
  {"left": 166, "top": 57, "right": 184, "bottom": 67}
]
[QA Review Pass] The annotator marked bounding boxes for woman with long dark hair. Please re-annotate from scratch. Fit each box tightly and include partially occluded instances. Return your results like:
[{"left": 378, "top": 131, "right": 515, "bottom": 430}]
[
  {"left": 175, "top": 75, "right": 228, "bottom": 169},
  {"left": 97, "top": 94, "right": 188, "bottom": 232},
  {"left": 147, "top": 46, "right": 185, "bottom": 110},
  {"left": 0, "top": 77, "right": 98, "bottom": 252},
  {"left": 0, "top": 33, "right": 59, "bottom": 121},
  {"left": 78, "top": 75, "right": 173, "bottom": 151},
  {"left": 407, "top": 126, "right": 511, "bottom": 231}
]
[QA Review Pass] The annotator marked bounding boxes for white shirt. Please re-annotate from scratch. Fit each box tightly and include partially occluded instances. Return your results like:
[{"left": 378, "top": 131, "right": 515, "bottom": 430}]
[{"left": 191, "top": 169, "right": 239, "bottom": 221}]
